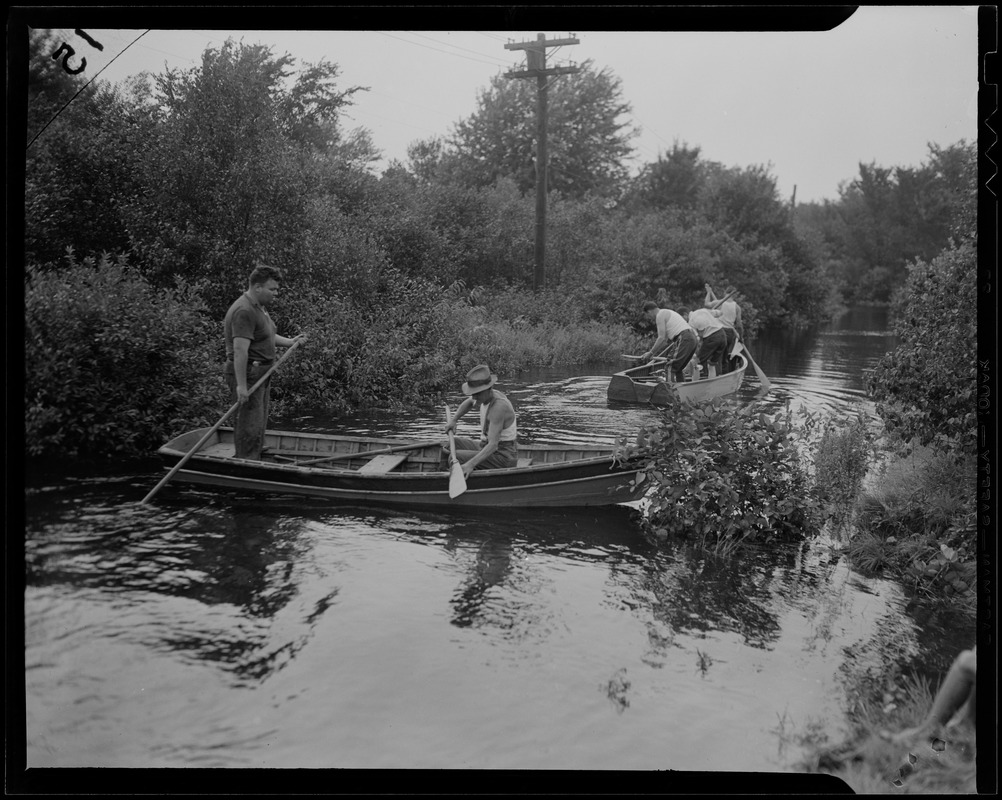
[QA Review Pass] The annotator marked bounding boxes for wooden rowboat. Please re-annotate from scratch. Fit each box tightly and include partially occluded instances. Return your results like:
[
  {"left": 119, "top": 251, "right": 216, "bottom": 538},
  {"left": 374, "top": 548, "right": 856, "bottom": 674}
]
[
  {"left": 607, "top": 352, "right": 747, "bottom": 406},
  {"left": 156, "top": 427, "right": 647, "bottom": 508}
]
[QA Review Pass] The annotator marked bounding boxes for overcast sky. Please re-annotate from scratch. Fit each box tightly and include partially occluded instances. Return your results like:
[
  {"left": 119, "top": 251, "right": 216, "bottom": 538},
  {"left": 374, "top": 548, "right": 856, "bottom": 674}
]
[{"left": 43, "top": 7, "right": 980, "bottom": 204}]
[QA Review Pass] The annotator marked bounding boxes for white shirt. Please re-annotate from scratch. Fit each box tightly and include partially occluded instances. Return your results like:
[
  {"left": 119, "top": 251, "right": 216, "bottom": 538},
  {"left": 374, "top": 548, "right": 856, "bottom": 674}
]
[
  {"left": 712, "top": 300, "right": 739, "bottom": 328},
  {"left": 656, "top": 308, "right": 693, "bottom": 340},
  {"left": 689, "top": 308, "right": 725, "bottom": 336}
]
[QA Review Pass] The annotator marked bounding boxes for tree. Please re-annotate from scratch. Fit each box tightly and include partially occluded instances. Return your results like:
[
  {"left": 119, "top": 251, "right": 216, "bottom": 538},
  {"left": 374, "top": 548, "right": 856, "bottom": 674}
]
[
  {"left": 866, "top": 147, "right": 977, "bottom": 456},
  {"left": 115, "top": 39, "right": 371, "bottom": 311},
  {"left": 25, "top": 30, "right": 149, "bottom": 265},
  {"left": 625, "top": 141, "right": 704, "bottom": 211},
  {"left": 443, "top": 61, "right": 637, "bottom": 198},
  {"left": 819, "top": 141, "right": 976, "bottom": 303}
]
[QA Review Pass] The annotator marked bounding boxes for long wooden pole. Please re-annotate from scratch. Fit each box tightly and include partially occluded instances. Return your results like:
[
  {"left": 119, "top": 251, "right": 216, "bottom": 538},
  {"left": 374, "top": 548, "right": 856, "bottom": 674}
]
[{"left": 140, "top": 339, "right": 304, "bottom": 504}]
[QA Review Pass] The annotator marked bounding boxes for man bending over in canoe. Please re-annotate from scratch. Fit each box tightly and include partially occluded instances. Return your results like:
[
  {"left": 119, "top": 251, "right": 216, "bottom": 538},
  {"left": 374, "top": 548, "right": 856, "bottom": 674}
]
[
  {"left": 443, "top": 364, "right": 518, "bottom": 475},
  {"left": 684, "top": 304, "right": 728, "bottom": 379},
  {"left": 639, "top": 301, "right": 699, "bottom": 384}
]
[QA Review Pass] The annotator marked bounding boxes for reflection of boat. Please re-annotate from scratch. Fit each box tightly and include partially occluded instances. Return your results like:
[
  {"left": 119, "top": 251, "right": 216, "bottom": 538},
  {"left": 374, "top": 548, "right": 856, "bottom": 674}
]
[
  {"left": 607, "top": 353, "right": 747, "bottom": 405},
  {"left": 156, "top": 427, "right": 646, "bottom": 508}
]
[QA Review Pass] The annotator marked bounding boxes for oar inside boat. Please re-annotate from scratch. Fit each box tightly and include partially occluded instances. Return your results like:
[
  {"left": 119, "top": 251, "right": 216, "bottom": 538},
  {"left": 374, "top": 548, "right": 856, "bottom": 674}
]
[{"left": 293, "top": 440, "right": 435, "bottom": 467}]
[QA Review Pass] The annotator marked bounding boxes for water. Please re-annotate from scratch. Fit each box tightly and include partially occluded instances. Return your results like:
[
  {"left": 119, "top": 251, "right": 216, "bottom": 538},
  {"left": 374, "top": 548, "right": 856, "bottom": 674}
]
[{"left": 19, "top": 306, "right": 974, "bottom": 779}]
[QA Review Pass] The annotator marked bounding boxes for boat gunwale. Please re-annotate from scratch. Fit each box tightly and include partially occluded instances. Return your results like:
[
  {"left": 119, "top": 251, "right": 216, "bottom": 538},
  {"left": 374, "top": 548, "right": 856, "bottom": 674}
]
[
  {"left": 158, "top": 429, "right": 638, "bottom": 479},
  {"left": 614, "top": 352, "right": 748, "bottom": 386}
]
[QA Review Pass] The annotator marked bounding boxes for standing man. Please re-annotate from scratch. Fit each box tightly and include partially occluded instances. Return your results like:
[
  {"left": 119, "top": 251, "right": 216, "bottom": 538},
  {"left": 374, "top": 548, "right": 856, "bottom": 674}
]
[
  {"left": 704, "top": 284, "right": 744, "bottom": 373},
  {"left": 685, "top": 303, "right": 728, "bottom": 379},
  {"left": 443, "top": 364, "right": 518, "bottom": 475},
  {"left": 640, "top": 301, "right": 699, "bottom": 384},
  {"left": 223, "top": 263, "right": 304, "bottom": 460}
]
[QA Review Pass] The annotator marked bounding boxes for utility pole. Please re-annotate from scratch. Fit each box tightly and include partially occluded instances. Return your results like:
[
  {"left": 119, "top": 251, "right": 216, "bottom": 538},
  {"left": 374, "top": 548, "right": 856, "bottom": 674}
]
[{"left": 505, "top": 33, "right": 579, "bottom": 291}]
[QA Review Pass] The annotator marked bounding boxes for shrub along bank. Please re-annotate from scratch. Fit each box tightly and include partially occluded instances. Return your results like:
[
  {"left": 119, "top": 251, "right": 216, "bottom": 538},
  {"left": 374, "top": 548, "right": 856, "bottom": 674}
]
[{"left": 24, "top": 252, "right": 641, "bottom": 461}]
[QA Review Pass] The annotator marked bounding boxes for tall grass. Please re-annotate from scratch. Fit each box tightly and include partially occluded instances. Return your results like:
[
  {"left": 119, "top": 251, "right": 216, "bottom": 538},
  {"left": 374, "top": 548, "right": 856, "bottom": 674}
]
[{"left": 848, "top": 445, "right": 976, "bottom": 606}]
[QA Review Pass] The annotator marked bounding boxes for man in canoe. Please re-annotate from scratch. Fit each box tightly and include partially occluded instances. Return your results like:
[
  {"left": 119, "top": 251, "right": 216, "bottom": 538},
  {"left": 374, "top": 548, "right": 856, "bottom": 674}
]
[
  {"left": 704, "top": 284, "right": 743, "bottom": 373},
  {"left": 443, "top": 364, "right": 518, "bottom": 475},
  {"left": 684, "top": 303, "right": 728, "bottom": 379},
  {"left": 639, "top": 301, "right": 699, "bottom": 383},
  {"left": 223, "top": 263, "right": 305, "bottom": 460}
]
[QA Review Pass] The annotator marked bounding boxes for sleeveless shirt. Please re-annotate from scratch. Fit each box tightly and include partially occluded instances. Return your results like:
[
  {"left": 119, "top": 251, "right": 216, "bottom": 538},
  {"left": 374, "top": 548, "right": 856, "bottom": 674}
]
[{"left": 479, "top": 390, "right": 518, "bottom": 442}]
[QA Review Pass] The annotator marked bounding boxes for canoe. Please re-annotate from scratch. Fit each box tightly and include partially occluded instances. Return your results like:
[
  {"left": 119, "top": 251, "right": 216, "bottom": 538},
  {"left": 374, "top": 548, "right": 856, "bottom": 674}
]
[
  {"left": 607, "top": 352, "right": 747, "bottom": 405},
  {"left": 155, "top": 427, "right": 647, "bottom": 508}
]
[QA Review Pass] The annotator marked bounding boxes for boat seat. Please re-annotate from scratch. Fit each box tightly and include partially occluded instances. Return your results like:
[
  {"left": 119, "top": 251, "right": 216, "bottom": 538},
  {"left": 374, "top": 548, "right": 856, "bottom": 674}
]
[
  {"left": 517, "top": 457, "right": 533, "bottom": 468},
  {"left": 358, "top": 453, "right": 410, "bottom": 474}
]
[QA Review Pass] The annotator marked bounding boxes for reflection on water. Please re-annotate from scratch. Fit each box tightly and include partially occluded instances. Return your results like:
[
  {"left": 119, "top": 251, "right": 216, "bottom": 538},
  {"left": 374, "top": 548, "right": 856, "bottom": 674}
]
[{"left": 22, "top": 306, "right": 975, "bottom": 773}]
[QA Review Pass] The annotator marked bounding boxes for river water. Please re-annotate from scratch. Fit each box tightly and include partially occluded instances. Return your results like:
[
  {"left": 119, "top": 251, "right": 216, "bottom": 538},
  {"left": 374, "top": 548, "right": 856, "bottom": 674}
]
[{"left": 20, "top": 306, "right": 975, "bottom": 785}]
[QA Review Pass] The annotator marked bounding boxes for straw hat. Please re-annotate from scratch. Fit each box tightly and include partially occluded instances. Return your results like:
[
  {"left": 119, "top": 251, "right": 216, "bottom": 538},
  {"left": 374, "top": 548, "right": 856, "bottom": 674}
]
[{"left": 462, "top": 364, "right": 497, "bottom": 395}]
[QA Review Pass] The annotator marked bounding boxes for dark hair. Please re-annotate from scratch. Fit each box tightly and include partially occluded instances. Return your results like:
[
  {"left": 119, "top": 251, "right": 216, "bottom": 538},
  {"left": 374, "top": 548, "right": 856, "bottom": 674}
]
[
  {"left": 643, "top": 301, "right": 658, "bottom": 312},
  {"left": 248, "top": 263, "right": 283, "bottom": 287},
  {"left": 676, "top": 305, "right": 691, "bottom": 317}
]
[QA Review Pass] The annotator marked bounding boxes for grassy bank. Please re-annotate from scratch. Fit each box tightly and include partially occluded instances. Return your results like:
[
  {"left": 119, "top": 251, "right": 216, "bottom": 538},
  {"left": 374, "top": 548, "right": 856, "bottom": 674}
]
[{"left": 802, "top": 438, "right": 978, "bottom": 792}]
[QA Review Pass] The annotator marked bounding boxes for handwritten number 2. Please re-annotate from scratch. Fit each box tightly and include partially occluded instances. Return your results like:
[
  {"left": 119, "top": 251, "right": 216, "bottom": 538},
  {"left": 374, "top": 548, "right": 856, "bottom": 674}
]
[
  {"left": 51, "top": 42, "right": 86, "bottom": 75},
  {"left": 50, "top": 30, "right": 104, "bottom": 75}
]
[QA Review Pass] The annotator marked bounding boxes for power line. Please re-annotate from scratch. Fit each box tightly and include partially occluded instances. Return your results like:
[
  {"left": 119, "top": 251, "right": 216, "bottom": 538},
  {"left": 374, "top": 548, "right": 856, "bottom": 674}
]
[
  {"left": 376, "top": 31, "right": 503, "bottom": 67},
  {"left": 406, "top": 32, "right": 510, "bottom": 66}
]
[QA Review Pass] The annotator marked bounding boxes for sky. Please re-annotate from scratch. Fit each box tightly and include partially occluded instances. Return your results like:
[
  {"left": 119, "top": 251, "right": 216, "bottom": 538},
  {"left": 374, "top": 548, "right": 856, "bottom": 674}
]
[{"left": 35, "top": 7, "right": 981, "bottom": 204}]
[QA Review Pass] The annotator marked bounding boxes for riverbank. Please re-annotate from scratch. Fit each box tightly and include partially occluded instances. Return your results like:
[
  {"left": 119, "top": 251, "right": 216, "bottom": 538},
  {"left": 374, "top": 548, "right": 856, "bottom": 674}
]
[{"left": 797, "top": 441, "right": 979, "bottom": 793}]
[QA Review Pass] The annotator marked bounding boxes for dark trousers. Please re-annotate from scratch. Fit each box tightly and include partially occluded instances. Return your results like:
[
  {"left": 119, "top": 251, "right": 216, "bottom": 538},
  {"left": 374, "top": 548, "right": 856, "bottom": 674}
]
[
  {"left": 224, "top": 363, "right": 272, "bottom": 460},
  {"left": 697, "top": 330, "right": 728, "bottom": 372},
  {"left": 451, "top": 437, "right": 518, "bottom": 469},
  {"left": 721, "top": 328, "right": 738, "bottom": 373},
  {"left": 667, "top": 330, "right": 698, "bottom": 383}
]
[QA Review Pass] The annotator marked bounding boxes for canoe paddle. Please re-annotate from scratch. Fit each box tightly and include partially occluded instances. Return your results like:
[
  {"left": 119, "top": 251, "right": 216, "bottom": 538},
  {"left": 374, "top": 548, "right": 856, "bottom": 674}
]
[
  {"left": 444, "top": 403, "right": 467, "bottom": 499},
  {"left": 737, "top": 341, "right": 772, "bottom": 392},
  {"left": 140, "top": 338, "right": 305, "bottom": 505}
]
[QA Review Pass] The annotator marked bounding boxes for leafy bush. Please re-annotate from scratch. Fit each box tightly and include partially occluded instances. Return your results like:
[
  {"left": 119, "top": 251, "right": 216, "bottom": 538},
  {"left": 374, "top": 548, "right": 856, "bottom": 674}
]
[
  {"left": 801, "top": 409, "right": 877, "bottom": 534},
  {"left": 848, "top": 446, "right": 976, "bottom": 604},
  {"left": 632, "top": 395, "right": 821, "bottom": 555},
  {"left": 25, "top": 251, "right": 224, "bottom": 459}
]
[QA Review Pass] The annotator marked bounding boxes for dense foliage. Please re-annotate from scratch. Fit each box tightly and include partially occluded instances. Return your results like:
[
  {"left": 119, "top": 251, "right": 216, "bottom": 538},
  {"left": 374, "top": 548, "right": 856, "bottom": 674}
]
[
  {"left": 630, "top": 396, "right": 821, "bottom": 554},
  {"left": 864, "top": 146, "right": 977, "bottom": 457},
  {"left": 416, "top": 61, "right": 637, "bottom": 198},
  {"left": 22, "top": 33, "right": 975, "bottom": 460},
  {"left": 25, "top": 252, "right": 224, "bottom": 459},
  {"left": 794, "top": 142, "right": 974, "bottom": 304}
]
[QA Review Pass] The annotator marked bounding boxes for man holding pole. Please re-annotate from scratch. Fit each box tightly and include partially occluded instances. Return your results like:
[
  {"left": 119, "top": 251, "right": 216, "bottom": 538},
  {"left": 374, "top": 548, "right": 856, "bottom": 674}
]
[
  {"left": 704, "top": 284, "right": 743, "bottom": 374},
  {"left": 223, "top": 263, "right": 305, "bottom": 460}
]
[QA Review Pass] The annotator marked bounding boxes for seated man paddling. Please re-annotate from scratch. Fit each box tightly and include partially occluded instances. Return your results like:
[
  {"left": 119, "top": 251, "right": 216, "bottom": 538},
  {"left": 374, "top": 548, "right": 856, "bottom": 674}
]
[{"left": 443, "top": 364, "right": 518, "bottom": 475}]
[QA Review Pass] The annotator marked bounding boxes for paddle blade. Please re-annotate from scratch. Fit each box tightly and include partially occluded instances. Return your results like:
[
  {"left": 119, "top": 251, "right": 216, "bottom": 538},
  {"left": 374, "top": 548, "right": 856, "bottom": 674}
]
[{"left": 449, "top": 461, "right": 467, "bottom": 498}]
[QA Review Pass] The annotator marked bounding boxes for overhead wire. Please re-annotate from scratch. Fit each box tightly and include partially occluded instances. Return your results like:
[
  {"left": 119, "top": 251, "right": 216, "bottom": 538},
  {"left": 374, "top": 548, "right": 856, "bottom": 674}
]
[{"left": 27, "top": 29, "right": 150, "bottom": 150}]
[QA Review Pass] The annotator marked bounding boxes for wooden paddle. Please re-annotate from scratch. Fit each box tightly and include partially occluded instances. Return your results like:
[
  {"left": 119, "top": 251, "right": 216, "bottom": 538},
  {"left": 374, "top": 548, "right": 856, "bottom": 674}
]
[
  {"left": 706, "top": 287, "right": 739, "bottom": 310},
  {"left": 737, "top": 341, "right": 772, "bottom": 392},
  {"left": 294, "top": 440, "right": 434, "bottom": 467},
  {"left": 444, "top": 403, "right": 467, "bottom": 499},
  {"left": 140, "top": 338, "right": 305, "bottom": 505}
]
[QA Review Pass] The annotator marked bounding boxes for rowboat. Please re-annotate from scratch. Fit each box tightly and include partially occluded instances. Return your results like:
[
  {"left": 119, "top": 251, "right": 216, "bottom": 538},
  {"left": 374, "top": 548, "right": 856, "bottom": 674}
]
[
  {"left": 155, "top": 427, "right": 647, "bottom": 508},
  {"left": 607, "top": 352, "right": 747, "bottom": 405}
]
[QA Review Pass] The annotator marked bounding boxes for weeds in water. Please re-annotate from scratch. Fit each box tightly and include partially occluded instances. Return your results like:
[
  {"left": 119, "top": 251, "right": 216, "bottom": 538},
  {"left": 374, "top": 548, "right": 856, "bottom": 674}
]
[
  {"left": 849, "top": 446, "right": 976, "bottom": 605},
  {"left": 802, "top": 407, "right": 876, "bottom": 536}
]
